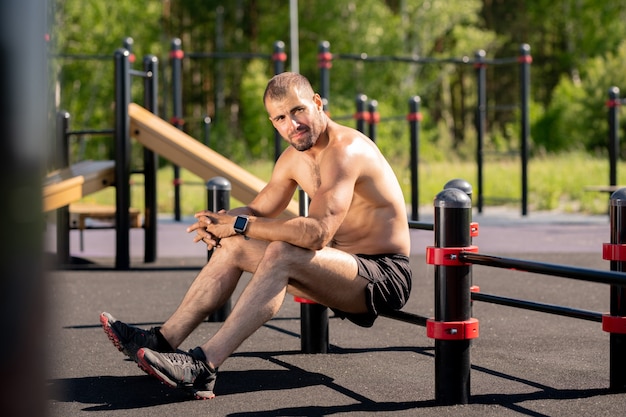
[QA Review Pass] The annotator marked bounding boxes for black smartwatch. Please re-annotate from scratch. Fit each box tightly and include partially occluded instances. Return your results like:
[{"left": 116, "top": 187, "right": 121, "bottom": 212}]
[{"left": 233, "top": 215, "right": 249, "bottom": 235}]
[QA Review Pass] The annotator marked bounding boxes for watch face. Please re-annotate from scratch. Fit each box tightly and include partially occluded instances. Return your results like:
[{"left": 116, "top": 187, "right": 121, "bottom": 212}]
[{"left": 234, "top": 216, "right": 248, "bottom": 232}]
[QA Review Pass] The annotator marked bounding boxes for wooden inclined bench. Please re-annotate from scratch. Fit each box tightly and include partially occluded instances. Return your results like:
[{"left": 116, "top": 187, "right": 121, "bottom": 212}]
[
  {"left": 128, "top": 103, "right": 300, "bottom": 217},
  {"left": 44, "top": 160, "right": 142, "bottom": 252},
  {"left": 43, "top": 160, "right": 116, "bottom": 212}
]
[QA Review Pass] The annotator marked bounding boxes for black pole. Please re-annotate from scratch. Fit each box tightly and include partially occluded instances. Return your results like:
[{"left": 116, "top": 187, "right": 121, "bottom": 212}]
[
  {"left": 298, "top": 188, "right": 329, "bottom": 353},
  {"left": 472, "top": 292, "right": 603, "bottom": 322},
  {"left": 318, "top": 41, "right": 331, "bottom": 112},
  {"left": 123, "top": 37, "right": 135, "bottom": 64},
  {"left": 608, "top": 87, "right": 620, "bottom": 188},
  {"left": 444, "top": 178, "right": 473, "bottom": 199},
  {"left": 355, "top": 94, "right": 367, "bottom": 133},
  {"left": 143, "top": 55, "right": 158, "bottom": 263},
  {"left": 444, "top": 178, "right": 474, "bottom": 314},
  {"left": 114, "top": 48, "right": 131, "bottom": 270},
  {"left": 519, "top": 44, "right": 531, "bottom": 216},
  {"left": 474, "top": 50, "right": 486, "bottom": 214},
  {"left": 214, "top": 6, "right": 224, "bottom": 127},
  {"left": 433, "top": 188, "right": 473, "bottom": 405},
  {"left": 207, "top": 177, "right": 232, "bottom": 322},
  {"left": 460, "top": 252, "right": 626, "bottom": 286},
  {"left": 203, "top": 116, "right": 212, "bottom": 147},
  {"left": 55, "top": 111, "right": 71, "bottom": 265},
  {"left": 608, "top": 189, "right": 626, "bottom": 392},
  {"left": 170, "top": 38, "right": 183, "bottom": 221},
  {"left": 273, "top": 40, "right": 286, "bottom": 162},
  {"left": 368, "top": 100, "right": 378, "bottom": 142},
  {"left": 409, "top": 96, "right": 421, "bottom": 221}
]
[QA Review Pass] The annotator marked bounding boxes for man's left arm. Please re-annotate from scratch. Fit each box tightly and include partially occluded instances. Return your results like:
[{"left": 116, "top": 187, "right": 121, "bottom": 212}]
[{"left": 198, "top": 153, "right": 357, "bottom": 250}]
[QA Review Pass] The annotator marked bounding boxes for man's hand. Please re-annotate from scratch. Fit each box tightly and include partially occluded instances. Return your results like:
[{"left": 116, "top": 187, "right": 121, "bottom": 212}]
[{"left": 186, "top": 209, "right": 236, "bottom": 250}]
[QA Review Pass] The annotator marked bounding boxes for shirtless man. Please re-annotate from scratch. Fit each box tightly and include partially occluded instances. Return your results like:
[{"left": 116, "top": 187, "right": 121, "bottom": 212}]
[{"left": 100, "top": 72, "right": 411, "bottom": 399}]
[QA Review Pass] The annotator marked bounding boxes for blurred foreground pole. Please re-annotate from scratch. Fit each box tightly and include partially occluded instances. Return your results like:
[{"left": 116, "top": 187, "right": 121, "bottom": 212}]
[{"left": 0, "top": 1, "right": 48, "bottom": 416}]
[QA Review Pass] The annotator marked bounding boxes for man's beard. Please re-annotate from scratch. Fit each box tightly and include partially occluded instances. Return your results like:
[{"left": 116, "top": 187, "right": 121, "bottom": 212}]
[{"left": 290, "top": 130, "right": 315, "bottom": 151}]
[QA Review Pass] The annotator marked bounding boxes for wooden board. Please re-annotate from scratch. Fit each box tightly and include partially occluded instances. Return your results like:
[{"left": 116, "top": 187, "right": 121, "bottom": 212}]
[
  {"left": 43, "top": 160, "right": 115, "bottom": 211},
  {"left": 128, "top": 103, "right": 298, "bottom": 217},
  {"left": 69, "top": 203, "right": 142, "bottom": 229}
]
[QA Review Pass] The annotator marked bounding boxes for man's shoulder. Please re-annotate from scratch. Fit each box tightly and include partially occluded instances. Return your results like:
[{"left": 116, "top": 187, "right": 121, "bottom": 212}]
[{"left": 328, "top": 120, "right": 361, "bottom": 139}]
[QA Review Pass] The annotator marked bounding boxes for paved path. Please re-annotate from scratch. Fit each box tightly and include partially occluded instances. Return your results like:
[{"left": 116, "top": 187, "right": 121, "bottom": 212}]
[
  {"left": 45, "top": 207, "right": 611, "bottom": 260},
  {"left": 45, "top": 209, "right": 626, "bottom": 416}
]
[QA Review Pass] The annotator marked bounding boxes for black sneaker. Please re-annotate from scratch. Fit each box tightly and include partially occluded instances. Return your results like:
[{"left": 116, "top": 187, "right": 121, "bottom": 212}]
[
  {"left": 137, "top": 346, "right": 217, "bottom": 400},
  {"left": 100, "top": 312, "right": 172, "bottom": 361}
]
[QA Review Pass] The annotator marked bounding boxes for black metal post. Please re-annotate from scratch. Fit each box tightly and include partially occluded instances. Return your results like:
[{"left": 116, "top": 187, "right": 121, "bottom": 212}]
[
  {"left": 318, "top": 41, "right": 331, "bottom": 112},
  {"left": 143, "top": 55, "right": 159, "bottom": 263},
  {"left": 355, "top": 94, "right": 367, "bottom": 133},
  {"left": 433, "top": 188, "right": 473, "bottom": 405},
  {"left": 368, "top": 99, "right": 378, "bottom": 142},
  {"left": 273, "top": 41, "right": 286, "bottom": 162},
  {"left": 608, "top": 87, "right": 620, "bottom": 188},
  {"left": 203, "top": 116, "right": 212, "bottom": 147},
  {"left": 298, "top": 188, "right": 329, "bottom": 353},
  {"left": 608, "top": 189, "right": 626, "bottom": 392},
  {"left": 170, "top": 38, "right": 184, "bottom": 222},
  {"left": 408, "top": 96, "right": 421, "bottom": 221},
  {"left": 474, "top": 50, "right": 486, "bottom": 214},
  {"left": 207, "top": 177, "right": 232, "bottom": 322},
  {"left": 444, "top": 178, "right": 475, "bottom": 314},
  {"left": 55, "top": 111, "right": 71, "bottom": 265},
  {"left": 123, "top": 37, "right": 135, "bottom": 63},
  {"left": 519, "top": 44, "right": 531, "bottom": 216},
  {"left": 444, "top": 179, "right": 473, "bottom": 199},
  {"left": 114, "top": 48, "right": 131, "bottom": 270}
]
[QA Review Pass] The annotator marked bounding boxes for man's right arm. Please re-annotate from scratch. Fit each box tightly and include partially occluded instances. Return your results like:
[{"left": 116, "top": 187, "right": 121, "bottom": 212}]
[{"left": 229, "top": 155, "right": 298, "bottom": 219}]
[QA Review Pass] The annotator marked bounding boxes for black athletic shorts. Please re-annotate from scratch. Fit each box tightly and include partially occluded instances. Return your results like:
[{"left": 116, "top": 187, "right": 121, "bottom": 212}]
[{"left": 331, "top": 253, "right": 412, "bottom": 328}]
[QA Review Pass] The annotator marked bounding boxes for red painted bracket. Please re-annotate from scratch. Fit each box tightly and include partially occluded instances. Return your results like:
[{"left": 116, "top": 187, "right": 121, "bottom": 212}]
[
  {"left": 602, "top": 314, "right": 626, "bottom": 334},
  {"left": 406, "top": 112, "right": 423, "bottom": 122},
  {"left": 602, "top": 243, "right": 626, "bottom": 261},
  {"left": 426, "top": 245, "right": 479, "bottom": 266},
  {"left": 470, "top": 222, "right": 479, "bottom": 237},
  {"left": 426, "top": 318, "right": 479, "bottom": 340},
  {"left": 272, "top": 52, "right": 287, "bottom": 62},
  {"left": 169, "top": 49, "right": 185, "bottom": 59},
  {"left": 294, "top": 296, "right": 317, "bottom": 304}
]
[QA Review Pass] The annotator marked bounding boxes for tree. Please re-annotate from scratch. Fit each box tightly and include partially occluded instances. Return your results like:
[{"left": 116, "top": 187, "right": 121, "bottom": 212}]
[
  {"left": 482, "top": 0, "right": 626, "bottom": 154},
  {"left": 49, "top": 0, "right": 162, "bottom": 164}
]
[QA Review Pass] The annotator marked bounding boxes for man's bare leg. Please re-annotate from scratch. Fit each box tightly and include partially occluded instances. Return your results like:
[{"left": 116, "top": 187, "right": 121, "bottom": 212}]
[
  {"left": 133, "top": 240, "right": 369, "bottom": 399},
  {"left": 159, "top": 236, "right": 269, "bottom": 349},
  {"left": 199, "top": 241, "right": 368, "bottom": 369}
]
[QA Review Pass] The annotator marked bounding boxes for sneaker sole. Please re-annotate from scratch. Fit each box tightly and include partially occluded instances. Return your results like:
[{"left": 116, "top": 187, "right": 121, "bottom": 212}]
[
  {"left": 100, "top": 313, "right": 133, "bottom": 359},
  {"left": 136, "top": 349, "right": 215, "bottom": 400}
]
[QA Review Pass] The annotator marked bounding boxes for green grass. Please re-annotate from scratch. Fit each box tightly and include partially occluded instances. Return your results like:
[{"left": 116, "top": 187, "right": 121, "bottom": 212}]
[{"left": 76, "top": 152, "right": 624, "bottom": 216}]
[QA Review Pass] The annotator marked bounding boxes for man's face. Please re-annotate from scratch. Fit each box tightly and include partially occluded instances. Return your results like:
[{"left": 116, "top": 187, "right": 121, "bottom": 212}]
[{"left": 266, "top": 87, "right": 324, "bottom": 152}]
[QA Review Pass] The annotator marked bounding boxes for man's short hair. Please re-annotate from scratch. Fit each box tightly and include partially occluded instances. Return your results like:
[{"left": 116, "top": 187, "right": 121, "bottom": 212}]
[{"left": 263, "top": 72, "right": 315, "bottom": 104}]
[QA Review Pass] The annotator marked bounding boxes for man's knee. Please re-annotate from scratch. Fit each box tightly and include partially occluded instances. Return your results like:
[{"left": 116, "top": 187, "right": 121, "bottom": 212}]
[
  {"left": 262, "top": 241, "right": 309, "bottom": 268},
  {"left": 213, "top": 234, "right": 247, "bottom": 256}
]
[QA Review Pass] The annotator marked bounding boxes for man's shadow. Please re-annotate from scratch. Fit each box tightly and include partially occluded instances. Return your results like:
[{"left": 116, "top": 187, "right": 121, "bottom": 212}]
[
  {"left": 47, "top": 365, "right": 337, "bottom": 412},
  {"left": 48, "top": 348, "right": 616, "bottom": 414}
]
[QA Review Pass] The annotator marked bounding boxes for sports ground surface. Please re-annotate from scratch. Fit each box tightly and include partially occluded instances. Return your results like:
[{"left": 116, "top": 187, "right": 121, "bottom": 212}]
[{"left": 45, "top": 208, "right": 626, "bottom": 416}]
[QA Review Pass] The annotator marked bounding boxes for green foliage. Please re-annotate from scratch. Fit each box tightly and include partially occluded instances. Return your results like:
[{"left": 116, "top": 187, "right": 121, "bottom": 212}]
[
  {"left": 78, "top": 152, "right": 623, "bottom": 216},
  {"left": 50, "top": 0, "right": 626, "bottom": 191},
  {"left": 239, "top": 59, "right": 277, "bottom": 159},
  {"left": 50, "top": 0, "right": 162, "bottom": 166},
  {"left": 533, "top": 40, "right": 626, "bottom": 155}
]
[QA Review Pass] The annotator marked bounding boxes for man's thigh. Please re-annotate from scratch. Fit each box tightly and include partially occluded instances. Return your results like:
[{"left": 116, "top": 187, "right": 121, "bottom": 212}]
[{"left": 285, "top": 246, "right": 369, "bottom": 315}]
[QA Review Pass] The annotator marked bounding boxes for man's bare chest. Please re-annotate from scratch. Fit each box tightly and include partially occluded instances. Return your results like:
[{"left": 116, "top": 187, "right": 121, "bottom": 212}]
[{"left": 293, "top": 159, "right": 321, "bottom": 197}]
